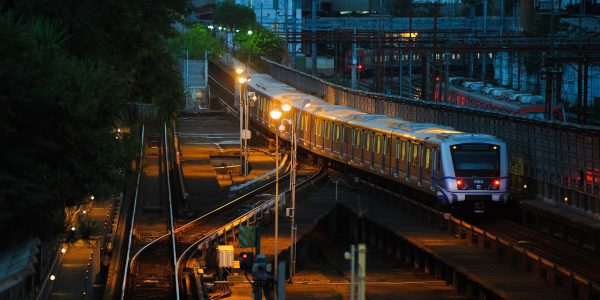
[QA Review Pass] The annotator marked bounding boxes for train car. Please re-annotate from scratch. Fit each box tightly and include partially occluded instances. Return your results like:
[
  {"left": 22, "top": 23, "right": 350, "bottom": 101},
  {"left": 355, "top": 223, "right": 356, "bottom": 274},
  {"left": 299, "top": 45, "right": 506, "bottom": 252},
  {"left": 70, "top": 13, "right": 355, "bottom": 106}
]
[
  {"left": 343, "top": 48, "right": 475, "bottom": 77},
  {"left": 247, "top": 73, "right": 510, "bottom": 213},
  {"left": 434, "top": 82, "right": 566, "bottom": 122}
]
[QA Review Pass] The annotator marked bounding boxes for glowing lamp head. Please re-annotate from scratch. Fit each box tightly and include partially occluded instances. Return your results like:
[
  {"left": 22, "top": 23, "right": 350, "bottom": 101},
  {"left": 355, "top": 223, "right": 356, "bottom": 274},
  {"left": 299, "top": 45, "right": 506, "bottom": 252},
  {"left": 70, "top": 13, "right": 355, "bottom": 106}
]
[
  {"left": 270, "top": 110, "right": 282, "bottom": 120},
  {"left": 235, "top": 67, "right": 244, "bottom": 75},
  {"left": 247, "top": 30, "right": 253, "bottom": 35},
  {"left": 238, "top": 77, "right": 247, "bottom": 84},
  {"left": 281, "top": 103, "right": 291, "bottom": 112}
]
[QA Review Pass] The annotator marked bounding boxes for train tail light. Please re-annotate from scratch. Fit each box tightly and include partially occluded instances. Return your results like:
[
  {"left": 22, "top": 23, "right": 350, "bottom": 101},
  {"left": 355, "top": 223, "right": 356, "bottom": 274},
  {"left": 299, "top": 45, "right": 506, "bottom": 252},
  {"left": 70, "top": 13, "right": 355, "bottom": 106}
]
[
  {"left": 491, "top": 179, "right": 500, "bottom": 190},
  {"left": 456, "top": 179, "right": 466, "bottom": 190}
]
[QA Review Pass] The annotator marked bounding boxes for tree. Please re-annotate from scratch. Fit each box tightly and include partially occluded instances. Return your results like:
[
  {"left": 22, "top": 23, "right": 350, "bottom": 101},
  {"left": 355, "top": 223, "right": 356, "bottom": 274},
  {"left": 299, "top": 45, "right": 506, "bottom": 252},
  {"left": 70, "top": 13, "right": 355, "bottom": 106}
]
[
  {"left": 1, "top": 0, "right": 187, "bottom": 120},
  {"left": 168, "top": 24, "right": 224, "bottom": 60},
  {"left": 235, "top": 26, "right": 286, "bottom": 70},
  {"left": 214, "top": 2, "right": 257, "bottom": 31},
  {"left": 0, "top": 13, "right": 136, "bottom": 246}
]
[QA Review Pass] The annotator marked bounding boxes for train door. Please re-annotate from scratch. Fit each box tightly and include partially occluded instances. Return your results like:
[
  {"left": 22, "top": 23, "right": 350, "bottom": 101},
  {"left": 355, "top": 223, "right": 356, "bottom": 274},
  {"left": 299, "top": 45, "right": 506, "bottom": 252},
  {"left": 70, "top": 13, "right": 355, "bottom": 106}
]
[
  {"left": 304, "top": 113, "right": 315, "bottom": 149},
  {"left": 358, "top": 130, "right": 364, "bottom": 165},
  {"left": 364, "top": 132, "right": 373, "bottom": 168},
  {"left": 383, "top": 135, "right": 389, "bottom": 173},
  {"left": 410, "top": 143, "right": 422, "bottom": 185},
  {"left": 332, "top": 123, "right": 341, "bottom": 156},
  {"left": 405, "top": 141, "right": 412, "bottom": 182},
  {"left": 421, "top": 146, "right": 433, "bottom": 189},
  {"left": 313, "top": 118, "right": 321, "bottom": 152},
  {"left": 322, "top": 121, "right": 330, "bottom": 152},
  {"left": 393, "top": 138, "right": 400, "bottom": 177},
  {"left": 339, "top": 125, "right": 345, "bottom": 159},
  {"left": 374, "top": 134, "right": 383, "bottom": 171}
]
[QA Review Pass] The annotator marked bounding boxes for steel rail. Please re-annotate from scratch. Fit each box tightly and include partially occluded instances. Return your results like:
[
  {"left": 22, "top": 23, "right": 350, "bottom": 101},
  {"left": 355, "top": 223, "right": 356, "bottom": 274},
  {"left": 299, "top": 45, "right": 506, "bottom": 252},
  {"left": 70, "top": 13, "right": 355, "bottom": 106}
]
[
  {"left": 175, "top": 165, "right": 324, "bottom": 297},
  {"left": 119, "top": 124, "right": 145, "bottom": 300},
  {"left": 164, "top": 123, "right": 181, "bottom": 299}
]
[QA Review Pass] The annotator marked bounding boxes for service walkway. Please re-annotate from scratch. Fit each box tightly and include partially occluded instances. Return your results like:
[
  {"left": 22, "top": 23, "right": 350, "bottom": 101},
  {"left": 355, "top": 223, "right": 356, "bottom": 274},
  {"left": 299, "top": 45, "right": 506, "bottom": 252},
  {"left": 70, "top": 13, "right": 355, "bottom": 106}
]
[{"left": 48, "top": 198, "right": 111, "bottom": 299}]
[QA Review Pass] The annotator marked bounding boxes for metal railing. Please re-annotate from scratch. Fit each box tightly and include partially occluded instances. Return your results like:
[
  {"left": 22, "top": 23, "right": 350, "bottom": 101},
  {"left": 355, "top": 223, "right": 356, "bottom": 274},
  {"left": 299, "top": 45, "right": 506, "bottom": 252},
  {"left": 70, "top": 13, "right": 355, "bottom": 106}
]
[{"left": 263, "top": 57, "right": 600, "bottom": 219}]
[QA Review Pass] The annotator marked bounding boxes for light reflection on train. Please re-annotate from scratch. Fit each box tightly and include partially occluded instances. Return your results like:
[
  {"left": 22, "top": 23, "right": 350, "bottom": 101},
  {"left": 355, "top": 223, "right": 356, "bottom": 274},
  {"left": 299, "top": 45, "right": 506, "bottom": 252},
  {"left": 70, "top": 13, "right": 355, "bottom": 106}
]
[{"left": 247, "top": 73, "right": 510, "bottom": 213}]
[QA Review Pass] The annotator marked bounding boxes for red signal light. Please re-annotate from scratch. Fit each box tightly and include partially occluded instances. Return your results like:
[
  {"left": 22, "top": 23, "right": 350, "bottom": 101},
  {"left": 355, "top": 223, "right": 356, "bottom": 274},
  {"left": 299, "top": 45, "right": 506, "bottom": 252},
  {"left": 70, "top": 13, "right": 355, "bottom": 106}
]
[
  {"left": 242, "top": 253, "right": 248, "bottom": 259},
  {"left": 493, "top": 180, "right": 500, "bottom": 186},
  {"left": 358, "top": 64, "right": 363, "bottom": 70},
  {"left": 456, "top": 179, "right": 463, "bottom": 186}
]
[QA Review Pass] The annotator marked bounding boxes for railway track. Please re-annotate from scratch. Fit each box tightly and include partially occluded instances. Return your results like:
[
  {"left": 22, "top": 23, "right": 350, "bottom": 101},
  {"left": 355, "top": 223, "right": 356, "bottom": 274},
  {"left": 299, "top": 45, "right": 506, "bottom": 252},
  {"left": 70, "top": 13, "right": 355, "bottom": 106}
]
[
  {"left": 122, "top": 124, "right": 179, "bottom": 299},
  {"left": 340, "top": 171, "right": 600, "bottom": 297},
  {"left": 176, "top": 163, "right": 323, "bottom": 299},
  {"left": 480, "top": 220, "right": 600, "bottom": 284}
]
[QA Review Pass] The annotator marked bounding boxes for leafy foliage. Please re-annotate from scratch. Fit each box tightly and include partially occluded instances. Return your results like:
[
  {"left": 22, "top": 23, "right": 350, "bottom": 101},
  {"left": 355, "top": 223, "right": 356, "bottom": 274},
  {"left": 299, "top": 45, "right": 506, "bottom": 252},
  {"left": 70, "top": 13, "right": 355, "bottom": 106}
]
[
  {"left": 214, "top": 2, "right": 257, "bottom": 31},
  {"left": 235, "top": 26, "right": 286, "bottom": 70},
  {"left": 168, "top": 24, "right": 224, "bottom": 60},
  {"left": 0, "top": 13, "right": 139, "bottom": 244},
  {"left": 1, "top": 0, "right": 187, "bottom": 119}
]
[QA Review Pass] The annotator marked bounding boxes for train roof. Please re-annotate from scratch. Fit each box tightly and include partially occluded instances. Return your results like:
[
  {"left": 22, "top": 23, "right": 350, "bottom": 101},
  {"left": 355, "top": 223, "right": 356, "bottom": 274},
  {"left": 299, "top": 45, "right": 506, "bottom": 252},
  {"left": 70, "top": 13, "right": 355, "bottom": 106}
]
[{"left": 250, "top": 73, "right": 501, "bottom": 145}]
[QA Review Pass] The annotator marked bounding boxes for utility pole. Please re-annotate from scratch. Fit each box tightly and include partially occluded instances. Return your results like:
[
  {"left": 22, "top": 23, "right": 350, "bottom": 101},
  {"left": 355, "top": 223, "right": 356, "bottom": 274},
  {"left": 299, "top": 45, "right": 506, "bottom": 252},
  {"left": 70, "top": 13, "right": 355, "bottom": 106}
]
[
  {"left": 351, "top": 28, "right": 357, "bottom": 89},
  {"left": 357, "top": 244, "right": 366, "bottom": 300},
  {"left": 481, "top": 0, "right": 488, "bottom": 82},
  {"left": 408, "top": 11, "right": 413, "bottom": 99},
  {"left": 311, "top": 0, "right": 317, "bottom": 76}
]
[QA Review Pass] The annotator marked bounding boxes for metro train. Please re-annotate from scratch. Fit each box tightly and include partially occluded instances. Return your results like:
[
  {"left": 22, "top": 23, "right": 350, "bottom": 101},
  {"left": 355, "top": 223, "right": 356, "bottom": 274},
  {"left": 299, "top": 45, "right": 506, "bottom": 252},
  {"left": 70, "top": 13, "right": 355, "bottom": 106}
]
[{"left": 246, "top": 74, "right": 510, "bottom": 213}]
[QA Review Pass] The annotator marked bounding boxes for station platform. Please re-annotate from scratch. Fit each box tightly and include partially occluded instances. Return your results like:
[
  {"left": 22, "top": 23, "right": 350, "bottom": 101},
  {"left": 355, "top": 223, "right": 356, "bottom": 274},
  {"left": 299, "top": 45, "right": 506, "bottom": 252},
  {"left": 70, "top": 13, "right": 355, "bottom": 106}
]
[
  {"left": 228, "top": 181, "right": 467, "bottom": 299},
  {"left": 177, "top": 115, "right": 275, "bottom": 214},
  {"left": 334, "top": 184, "right": 574, "bottom": 300}
]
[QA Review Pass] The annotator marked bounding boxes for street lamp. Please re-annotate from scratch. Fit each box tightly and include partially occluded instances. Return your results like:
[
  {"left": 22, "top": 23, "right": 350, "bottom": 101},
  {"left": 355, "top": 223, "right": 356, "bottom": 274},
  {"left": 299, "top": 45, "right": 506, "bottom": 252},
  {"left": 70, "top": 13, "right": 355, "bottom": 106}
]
[
  {"left": 248, "top": 30, "right": 253, "bottom": 35},
  {"left": 268, "top": 108, "right": 282, "bottom": 292},
  {"left": 236, "top": 66, "right": 251, "bottom": 179},
  {"left": 289, "top": 99, "right": 310, "bottom": 281}
]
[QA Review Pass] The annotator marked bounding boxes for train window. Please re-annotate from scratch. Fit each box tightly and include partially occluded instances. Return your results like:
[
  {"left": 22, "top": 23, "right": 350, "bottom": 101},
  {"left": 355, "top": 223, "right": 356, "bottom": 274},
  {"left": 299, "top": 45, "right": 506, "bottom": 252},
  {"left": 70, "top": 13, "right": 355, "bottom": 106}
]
[
  {"left": 383, "top": 136, "right": 387, "bottom": 156},
  {"left": 335, "top": 124, "right": 340, "bottom": 141},
  {"left": 401, "top": 141, "right": 407, "bottom": 161},
  {"left": 326, "top": 122, "right": 331, "bottom": 139},
  {"left": 375, "top": 135, "right": 381, "bottom": 154},
  {"left": 356, "top": 130, "right": 361, "bottom": 148},
  {"left": 425, "top": 147, "right": 431, "bottom": 169},
  {"left": 411, "top": 144, "right": 420, "bottom": 166},
  {"left": 365, "top": 133, "right": 371, "bottom": 151}
]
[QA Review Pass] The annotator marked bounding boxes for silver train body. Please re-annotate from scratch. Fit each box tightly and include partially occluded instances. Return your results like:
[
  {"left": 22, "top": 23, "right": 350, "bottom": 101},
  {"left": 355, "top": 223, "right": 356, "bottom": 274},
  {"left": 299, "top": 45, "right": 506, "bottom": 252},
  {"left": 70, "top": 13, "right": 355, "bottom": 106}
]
[{"left": 246, "top": 74, "right": 510, "bottom": 208}]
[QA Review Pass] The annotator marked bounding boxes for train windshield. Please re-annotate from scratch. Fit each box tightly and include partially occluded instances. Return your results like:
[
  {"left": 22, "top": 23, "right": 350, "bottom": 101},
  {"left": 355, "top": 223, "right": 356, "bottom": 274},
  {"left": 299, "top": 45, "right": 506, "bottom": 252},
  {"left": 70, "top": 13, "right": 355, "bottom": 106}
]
[{"left": 450, "top": 143, "right": 500, "bottom": 177}]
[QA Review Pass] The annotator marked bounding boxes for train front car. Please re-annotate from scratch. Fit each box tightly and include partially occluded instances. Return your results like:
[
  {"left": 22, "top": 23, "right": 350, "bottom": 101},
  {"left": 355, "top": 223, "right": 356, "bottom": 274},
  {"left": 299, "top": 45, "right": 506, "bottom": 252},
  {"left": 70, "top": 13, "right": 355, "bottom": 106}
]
[{"left": 438, "top": 135, "right": 509, "bottom": 214}]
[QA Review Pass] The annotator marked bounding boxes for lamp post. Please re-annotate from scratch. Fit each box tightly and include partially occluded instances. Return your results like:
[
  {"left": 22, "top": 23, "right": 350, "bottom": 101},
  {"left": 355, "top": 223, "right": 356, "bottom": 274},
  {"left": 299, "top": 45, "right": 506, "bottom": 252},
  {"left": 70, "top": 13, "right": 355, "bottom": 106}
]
[
  {"left": 286, "top": 99, "right": 310, "bottom": 281},
  {"left": 236, "top": 67, "right": 250, "bottom": 179},
  {"left": 269, "top": 108, "right": 283, "bottom": 294}
]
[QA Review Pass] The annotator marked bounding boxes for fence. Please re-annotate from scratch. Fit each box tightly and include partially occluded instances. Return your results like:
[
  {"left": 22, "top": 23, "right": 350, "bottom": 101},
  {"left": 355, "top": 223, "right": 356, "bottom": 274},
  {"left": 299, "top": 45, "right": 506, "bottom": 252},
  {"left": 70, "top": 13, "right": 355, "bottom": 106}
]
[{"left": 263, "top": 57, "right": 600, "bottom": 218}]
